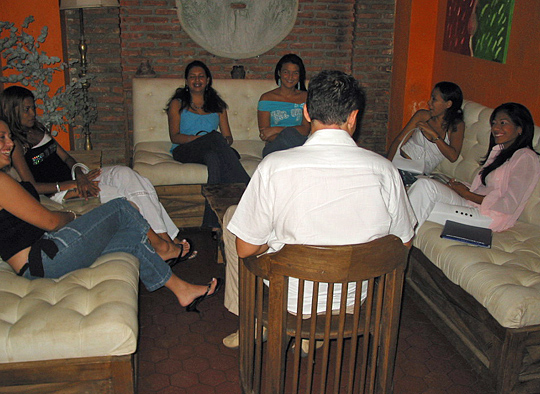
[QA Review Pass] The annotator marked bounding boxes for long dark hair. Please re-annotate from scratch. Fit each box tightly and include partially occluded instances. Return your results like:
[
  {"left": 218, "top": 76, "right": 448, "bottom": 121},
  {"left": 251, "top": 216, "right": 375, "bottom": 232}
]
[
  {"left": 435, "top": 81, "right": 463, "bottom": 133},
  {"left": 0, "top": 86, "right": 48, "bottom": 149},
  {"left": 274, "top": 54, "right": 307, "bottom": 91},
  {"left": 480, "top": 102, "right": 538, "bottom": 185},
  {"left": 166, "top": 60, "right": 227, "bottom": 114}
]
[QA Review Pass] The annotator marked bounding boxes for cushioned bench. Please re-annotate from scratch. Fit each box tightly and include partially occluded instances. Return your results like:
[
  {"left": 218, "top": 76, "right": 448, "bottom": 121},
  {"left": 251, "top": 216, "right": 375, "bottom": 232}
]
[
  {"left": 132, "top": 78, "right": 276, "bottom": 227},
  {"left": 0, "top": 252, "right": 139, "bottom": 392},
  {"left": 407, "top": 100, "right": 540, "bottom": 393}
]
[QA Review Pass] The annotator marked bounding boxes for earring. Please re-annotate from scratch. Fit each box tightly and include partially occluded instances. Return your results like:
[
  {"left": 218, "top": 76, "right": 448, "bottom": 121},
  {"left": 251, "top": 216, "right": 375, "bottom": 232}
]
[
  {"left": 278, "top": 78, "right": 281, "bottom": 87},
  {"left": 297, "top": 82, "right": 300, "bottom": 90}
]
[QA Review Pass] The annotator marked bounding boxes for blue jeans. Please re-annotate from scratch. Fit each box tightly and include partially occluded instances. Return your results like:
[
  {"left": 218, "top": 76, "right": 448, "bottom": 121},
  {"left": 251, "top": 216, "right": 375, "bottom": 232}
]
[
  {"left": 262, "top": 127, "right": 308, "bottom": 157},
  {"left": 22, "top": 198, "right": 172, "bottom": 292},
  {"left": 172, "top": 131, "right": 250, "bottom": 227}
]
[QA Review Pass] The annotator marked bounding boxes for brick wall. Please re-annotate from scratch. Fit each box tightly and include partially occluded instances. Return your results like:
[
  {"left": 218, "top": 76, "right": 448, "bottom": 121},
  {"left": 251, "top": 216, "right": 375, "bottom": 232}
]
[{"left": 63, "top": 0, "right": 395, "bottom": 164}]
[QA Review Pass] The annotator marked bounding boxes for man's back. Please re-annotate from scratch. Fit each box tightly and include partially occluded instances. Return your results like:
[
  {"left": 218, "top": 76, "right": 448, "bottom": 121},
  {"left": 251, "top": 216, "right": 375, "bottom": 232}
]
[{"left": 228, "top": 128, "right": 415, "bottom": 254}]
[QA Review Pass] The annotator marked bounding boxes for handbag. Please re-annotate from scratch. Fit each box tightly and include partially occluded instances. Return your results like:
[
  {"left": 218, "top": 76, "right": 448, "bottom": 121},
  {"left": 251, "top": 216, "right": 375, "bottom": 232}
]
[{"left": 391, "top": 128, "right": 426, "bottom": 175}]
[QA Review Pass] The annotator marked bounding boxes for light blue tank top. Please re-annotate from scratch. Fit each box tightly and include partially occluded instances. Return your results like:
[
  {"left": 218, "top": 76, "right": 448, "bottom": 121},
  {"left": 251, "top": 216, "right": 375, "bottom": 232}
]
[
  {"left": 258, "top": 100, "right": 304, "bottom": 127},
  {"left": 170, "top": 109, "right": 220, "bottom": 152}
]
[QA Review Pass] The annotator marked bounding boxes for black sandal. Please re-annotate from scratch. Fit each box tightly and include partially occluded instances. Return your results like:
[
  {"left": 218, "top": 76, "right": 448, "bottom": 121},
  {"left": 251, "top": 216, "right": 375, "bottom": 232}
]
[
  {"left": 166, "top": 238, "right": 197, "bottom": 268},
  {"left": 186, "top": 278, "right": 223, "bottom": 313}
]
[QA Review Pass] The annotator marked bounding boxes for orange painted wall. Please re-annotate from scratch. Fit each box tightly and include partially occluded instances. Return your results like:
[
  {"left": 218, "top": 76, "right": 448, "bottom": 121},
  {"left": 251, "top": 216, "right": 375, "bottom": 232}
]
[
  {"left": 388, "top": 0, "right": 438, "bottom": 147},
  {"left": 432, "top": 1, "right": 540, "bottom": 122},
  {"left": 389, "top": 0, "right": 540, "bottom": 148},
  {"left": 0, "top": 0, "right": 70, "bottom": 149}
]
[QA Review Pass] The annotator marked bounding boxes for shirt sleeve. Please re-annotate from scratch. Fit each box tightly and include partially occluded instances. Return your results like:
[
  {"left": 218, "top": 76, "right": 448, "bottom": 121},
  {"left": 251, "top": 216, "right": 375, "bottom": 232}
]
[
  {"left": 227, "top": 166, "right": 274, "bottom": 246},
  {"left": 478, "top": 150, "right": 540, "bottom": 216},
  {"left": 384, "top": 165, "right": 417, "bottom": 243}
]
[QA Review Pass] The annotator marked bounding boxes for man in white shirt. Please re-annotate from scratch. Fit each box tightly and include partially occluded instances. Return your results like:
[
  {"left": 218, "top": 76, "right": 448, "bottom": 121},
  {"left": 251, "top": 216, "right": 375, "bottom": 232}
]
[{"left": 222, "top": 70, "right": 416, "bottom": 349}]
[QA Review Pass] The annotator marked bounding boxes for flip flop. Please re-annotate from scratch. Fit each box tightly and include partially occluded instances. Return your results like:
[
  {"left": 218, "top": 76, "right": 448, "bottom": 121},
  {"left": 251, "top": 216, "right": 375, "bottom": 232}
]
[
  {"left": 186, "top": 278, "right": 223, "bottom": 313},
  {"left": 166, "top": 238, "right": 197, "bottom": 268}
]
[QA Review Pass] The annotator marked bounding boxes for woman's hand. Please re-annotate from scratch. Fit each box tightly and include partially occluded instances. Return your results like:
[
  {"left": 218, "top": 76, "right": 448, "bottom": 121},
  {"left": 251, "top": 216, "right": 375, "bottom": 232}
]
[
  {"left": 448, "top": 179, "right": 485, "bottom": 204},
  {"left": 259, "top": 127, "right": 277, "bottom": 142},
  {"left": 447, "top": 179, "right": 469, "bottom": 197},
  {"left": 75, "top": 168, "right": 101, "bottom": 199},
  {"left": 416, "top": 121, "right": 439, "bottom": 142}
]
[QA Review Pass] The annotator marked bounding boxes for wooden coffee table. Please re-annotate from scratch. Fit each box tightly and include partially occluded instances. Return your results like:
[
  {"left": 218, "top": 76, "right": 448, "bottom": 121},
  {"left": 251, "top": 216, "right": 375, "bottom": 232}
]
[{"left": 202, "top": 183, "right": 246, "bottom": 263}]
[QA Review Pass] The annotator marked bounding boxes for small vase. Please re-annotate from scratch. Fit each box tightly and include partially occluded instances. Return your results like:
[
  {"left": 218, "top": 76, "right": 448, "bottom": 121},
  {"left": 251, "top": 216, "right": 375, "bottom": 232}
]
[{"left": 231, "top": 65, "right": 246, "bottom": 79}]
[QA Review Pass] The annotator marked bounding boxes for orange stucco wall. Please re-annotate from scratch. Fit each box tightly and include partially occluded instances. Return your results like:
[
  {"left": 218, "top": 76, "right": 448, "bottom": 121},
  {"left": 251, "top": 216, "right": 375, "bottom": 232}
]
[
  {"left": 0, "top": 0, "right": 70, "bottom": 149},
  {"left": 432, "top": 1, "right": 540, "bottom": 121},
  {"left": 389, "top": 0, "right": 540, "bottom": 149},
  {"left": 388, "top": 0, "right": 438, "bottom": 147}
]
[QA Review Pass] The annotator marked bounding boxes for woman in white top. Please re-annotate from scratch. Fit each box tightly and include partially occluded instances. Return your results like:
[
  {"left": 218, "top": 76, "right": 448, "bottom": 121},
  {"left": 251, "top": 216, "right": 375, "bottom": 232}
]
[{"left": 387, "top": 82, "right": 465, "bottom": 183}]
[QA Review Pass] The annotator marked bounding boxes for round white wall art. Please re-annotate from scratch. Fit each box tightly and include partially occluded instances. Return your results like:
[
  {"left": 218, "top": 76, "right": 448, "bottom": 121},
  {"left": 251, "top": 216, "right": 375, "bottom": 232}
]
[{"left": 176, "top": 0, "right": 299, "bottom": 59}]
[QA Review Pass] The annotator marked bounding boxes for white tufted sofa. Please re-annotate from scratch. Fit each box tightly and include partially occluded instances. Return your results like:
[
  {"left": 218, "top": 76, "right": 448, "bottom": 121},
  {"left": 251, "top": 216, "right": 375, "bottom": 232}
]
[
  {"left": 132, "top": 78, "right": 276, "bottom": 226},
  {"left": 0, "top": 253, "right": 139, "bottom": 391},
  {"left": 407, "top": 101, "right": 540, "bottom": 393}
]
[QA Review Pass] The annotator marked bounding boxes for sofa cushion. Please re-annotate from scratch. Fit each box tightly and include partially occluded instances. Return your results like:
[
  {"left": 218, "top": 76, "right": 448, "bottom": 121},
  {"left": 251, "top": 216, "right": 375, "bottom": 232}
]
[
  {"left": 414, "top": 221, "right": 540, "bottom": 328},
  {"left": 133, "top": 140, "right": 264, "bottom": 185},
  {"left": 133, "top": 78, "right": 277, "bottom": 146},
  {"left": 0, "top": 252, "right": 139, "bottom": 363}
]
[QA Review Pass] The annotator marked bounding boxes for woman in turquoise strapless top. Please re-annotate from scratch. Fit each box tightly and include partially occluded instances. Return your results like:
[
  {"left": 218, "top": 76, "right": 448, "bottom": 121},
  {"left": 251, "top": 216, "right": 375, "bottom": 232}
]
[
  {"left": 166, "top": 61, "right": 249, "bottom": 229},
  {"left": 258, "top": 54, "right": 311, "bottom": 157}
]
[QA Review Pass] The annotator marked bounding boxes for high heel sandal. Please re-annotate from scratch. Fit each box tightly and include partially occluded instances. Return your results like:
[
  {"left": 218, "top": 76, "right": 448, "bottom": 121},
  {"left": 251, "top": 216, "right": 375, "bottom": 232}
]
[
  {"left": 166, "top": 238, "right": 197, "bottom": 268},
  {"left": 186, "top": 278, "right": 223, "bottom": 313}
]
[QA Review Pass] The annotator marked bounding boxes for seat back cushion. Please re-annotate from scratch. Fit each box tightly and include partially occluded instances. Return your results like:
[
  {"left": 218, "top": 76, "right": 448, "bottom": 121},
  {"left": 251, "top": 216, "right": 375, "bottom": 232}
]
[{"left": 133, "top": 78, "right": 277, "bottom": 146}]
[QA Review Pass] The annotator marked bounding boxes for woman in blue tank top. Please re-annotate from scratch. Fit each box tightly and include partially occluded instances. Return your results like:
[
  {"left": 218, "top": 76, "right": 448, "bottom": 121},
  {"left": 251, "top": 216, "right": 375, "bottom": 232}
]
[
  {"left": 258, "top": 54, "right": 311, "bottom": 157},
  {"left": 166, "top": 61, "right": 250, "bottom": 229}
]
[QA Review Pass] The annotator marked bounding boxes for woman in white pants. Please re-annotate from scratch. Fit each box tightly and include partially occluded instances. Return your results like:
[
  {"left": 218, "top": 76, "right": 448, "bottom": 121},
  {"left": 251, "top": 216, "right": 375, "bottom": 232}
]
[
  {"left": 1, "top": 86, "right": 196, "bottom": 263},
  {"left": 408, "top": 102, "right": 540, "bottom": 233}
]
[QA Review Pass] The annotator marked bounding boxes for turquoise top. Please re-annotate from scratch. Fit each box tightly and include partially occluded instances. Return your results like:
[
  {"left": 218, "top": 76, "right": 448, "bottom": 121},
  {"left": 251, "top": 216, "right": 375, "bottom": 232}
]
[
  {"left": 258, "top": 100, "right": 304, "bottom": 128},
  {"left": 170, "top": 109, "right": 219, "bottom": 152}
]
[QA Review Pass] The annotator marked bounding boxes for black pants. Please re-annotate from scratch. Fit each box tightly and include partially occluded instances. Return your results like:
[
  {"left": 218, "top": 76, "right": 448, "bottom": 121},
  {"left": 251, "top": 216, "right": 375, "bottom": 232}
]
[{"left": 172, "top": 131, "right": 250, "bottom": 227}]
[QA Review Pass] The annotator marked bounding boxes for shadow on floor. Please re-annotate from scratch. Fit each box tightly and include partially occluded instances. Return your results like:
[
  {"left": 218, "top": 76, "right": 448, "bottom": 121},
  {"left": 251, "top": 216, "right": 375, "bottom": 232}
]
[{"left": 137, "top": 228, "right": 496, "bottom": 394}]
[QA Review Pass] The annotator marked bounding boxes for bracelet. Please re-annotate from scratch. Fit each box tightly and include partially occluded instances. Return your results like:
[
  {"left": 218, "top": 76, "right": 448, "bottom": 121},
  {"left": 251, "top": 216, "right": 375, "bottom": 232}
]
[
  {"left": 66, "top": 210, "right": 77, "bottom": 221},
  {"left": 56, "top": 182, "right": 61, "bottom": 193},
  {"left": 432, "top": 137, "right": 440, "bottom": 143}
]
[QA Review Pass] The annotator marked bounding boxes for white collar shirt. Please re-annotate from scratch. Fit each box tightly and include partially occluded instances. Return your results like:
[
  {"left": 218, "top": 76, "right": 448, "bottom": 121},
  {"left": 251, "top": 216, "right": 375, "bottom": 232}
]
[{"left": 227, "top": 128, "right": 416, "bottom": 313}]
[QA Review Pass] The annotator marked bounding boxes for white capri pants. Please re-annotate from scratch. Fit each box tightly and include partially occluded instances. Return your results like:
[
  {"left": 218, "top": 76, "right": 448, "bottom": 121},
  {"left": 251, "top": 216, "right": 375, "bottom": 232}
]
[
  {"left": 408, "top": 178, "right": 492, "bottom": 230},
  {"left": 52, "top": 165, "right": 179, "bottom": 239}
]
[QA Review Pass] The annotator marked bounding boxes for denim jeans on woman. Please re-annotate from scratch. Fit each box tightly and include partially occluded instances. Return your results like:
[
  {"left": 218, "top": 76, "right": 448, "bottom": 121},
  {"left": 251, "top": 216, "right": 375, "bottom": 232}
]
[
  {"left": 172, "top": 131, "right": 250, "bottom": 228},
  {"left": 22, "top": 198, "right": 172, "bottom": 292}
]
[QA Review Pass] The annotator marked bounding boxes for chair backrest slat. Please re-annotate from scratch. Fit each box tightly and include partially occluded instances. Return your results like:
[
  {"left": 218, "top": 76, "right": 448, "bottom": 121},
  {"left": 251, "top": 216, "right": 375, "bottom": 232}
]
[{"left": 239, "top": 235, "right": 409, "bottom": 394}]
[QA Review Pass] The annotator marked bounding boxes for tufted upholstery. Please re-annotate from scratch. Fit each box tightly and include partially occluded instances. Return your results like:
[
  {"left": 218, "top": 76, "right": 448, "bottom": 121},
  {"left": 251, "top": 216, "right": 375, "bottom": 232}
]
[
  {"left": 414, "top": 100, "right": 540, "bottom": 328},
  {"left": 0, "top": 252, "right": 139, "bottom": 363},
  {"left": 132, "top": 78, "right": 276, "bottom": 186}
]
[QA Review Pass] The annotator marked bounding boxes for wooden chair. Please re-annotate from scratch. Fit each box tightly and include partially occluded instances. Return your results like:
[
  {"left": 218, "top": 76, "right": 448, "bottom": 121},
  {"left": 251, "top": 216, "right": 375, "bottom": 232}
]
[{"left": 238, "top": 235, "right": 409, "bottom": 394}]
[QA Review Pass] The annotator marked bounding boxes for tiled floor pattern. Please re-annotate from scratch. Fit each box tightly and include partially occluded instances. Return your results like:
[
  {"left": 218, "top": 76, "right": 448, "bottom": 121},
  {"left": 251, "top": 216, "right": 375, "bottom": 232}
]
[{"left": 137, "top": 228, "right": 496, "bottom": 394}]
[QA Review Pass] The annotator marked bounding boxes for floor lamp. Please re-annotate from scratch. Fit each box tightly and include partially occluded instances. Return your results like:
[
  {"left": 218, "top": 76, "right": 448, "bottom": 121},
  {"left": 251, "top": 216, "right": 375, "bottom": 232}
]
[{"left": 60, "top": 0, "right": 120, "bottom": 150}]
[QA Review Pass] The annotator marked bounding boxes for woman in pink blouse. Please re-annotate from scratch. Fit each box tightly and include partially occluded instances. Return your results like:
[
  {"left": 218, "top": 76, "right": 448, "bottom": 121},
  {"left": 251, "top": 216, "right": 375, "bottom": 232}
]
[{"left": 408, "top": 102, "right": 540, "bottom": 232}]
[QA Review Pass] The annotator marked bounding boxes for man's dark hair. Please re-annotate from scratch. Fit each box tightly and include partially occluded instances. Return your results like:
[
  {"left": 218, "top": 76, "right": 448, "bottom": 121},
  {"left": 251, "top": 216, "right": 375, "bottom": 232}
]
[{"left": 306, "top": 70, "right": 366, "bottom": 126}]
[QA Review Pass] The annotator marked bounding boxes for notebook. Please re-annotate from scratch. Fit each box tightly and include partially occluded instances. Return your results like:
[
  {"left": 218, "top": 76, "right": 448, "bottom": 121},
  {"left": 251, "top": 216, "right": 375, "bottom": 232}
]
[{"left": 440, "top": 220, "right": 492, "bottom": 248}]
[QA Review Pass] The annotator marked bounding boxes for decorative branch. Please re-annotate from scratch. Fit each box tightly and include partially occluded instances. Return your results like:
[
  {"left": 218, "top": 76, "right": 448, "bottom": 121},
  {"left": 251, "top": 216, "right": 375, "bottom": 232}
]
[{"left": 0, "top": 16, "right": 97, "bottom": 135}]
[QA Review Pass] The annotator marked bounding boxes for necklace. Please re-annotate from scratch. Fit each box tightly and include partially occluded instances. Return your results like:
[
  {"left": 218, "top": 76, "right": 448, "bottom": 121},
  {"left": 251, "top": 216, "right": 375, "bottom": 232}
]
[{"left": 191, "top": 103, "right": 204, "bottom": 110}]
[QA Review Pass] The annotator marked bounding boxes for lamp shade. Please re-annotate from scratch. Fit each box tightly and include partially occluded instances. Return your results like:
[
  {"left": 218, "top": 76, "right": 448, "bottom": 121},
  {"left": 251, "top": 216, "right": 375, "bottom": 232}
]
[{"left": 60, "top": 0, "right": 119, "bottom": 9}]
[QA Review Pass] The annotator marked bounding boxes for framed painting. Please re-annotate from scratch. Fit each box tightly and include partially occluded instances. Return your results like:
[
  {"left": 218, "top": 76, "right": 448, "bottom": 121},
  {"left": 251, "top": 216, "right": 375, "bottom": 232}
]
[{"left": 443, "top": 0, "right": 514, "bottom": 63}]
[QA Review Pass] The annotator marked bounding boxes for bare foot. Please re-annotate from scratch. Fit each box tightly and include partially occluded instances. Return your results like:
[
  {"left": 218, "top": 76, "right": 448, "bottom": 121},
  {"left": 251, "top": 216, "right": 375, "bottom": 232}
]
[
  {"left": 174, "top": 238, "right": 198, "bottom": 260},
  {"left": 165, "top": 276, "right": 219, "bottom": 307}
]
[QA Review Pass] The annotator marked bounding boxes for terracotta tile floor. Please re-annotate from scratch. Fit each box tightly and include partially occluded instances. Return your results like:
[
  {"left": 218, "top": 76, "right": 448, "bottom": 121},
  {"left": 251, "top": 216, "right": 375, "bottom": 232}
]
[{"left": 137, "top": 228, "right": 496, "bottom": 394}]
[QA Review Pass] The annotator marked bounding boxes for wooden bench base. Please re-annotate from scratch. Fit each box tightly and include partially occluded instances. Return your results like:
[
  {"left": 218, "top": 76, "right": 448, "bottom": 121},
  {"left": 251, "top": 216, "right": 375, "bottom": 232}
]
[
  {"left": 406, "top": 247, "right": 540, "bottom": 393},
  {"left": 0, "top": 355, "right": 135, "bottom": 393},
  {"left": 155, "top": 184, "right": 205, "bottom": 228}
]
